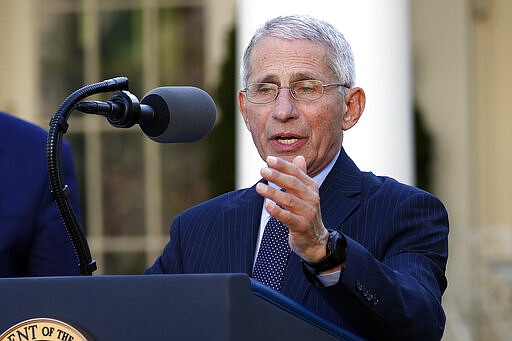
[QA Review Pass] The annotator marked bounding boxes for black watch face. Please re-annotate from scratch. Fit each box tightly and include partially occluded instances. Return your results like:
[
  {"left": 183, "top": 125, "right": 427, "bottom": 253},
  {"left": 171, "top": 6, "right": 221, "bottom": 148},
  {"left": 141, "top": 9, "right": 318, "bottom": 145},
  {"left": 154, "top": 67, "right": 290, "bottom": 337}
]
[
  {"left": 329, "top": 231, "right": 346, "bottom": 262},
  {"left": 303, "top": 230, "right": 345, "bottom": 272}
]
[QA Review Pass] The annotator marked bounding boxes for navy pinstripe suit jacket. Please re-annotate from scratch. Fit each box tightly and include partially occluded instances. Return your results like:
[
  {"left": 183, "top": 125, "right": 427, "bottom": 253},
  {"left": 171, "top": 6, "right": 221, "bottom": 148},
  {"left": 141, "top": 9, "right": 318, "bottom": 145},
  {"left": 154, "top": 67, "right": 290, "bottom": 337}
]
[{"left": 146, "top": 148, "right": 449, "bottom": 340}]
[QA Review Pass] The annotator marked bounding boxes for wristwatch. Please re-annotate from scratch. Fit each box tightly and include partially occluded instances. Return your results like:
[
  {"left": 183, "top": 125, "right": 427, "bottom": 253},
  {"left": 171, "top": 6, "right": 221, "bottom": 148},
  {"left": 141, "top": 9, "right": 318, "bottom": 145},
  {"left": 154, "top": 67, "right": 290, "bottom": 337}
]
[{"left": 302, "top": 229, "right": 347, "bottom": 275}]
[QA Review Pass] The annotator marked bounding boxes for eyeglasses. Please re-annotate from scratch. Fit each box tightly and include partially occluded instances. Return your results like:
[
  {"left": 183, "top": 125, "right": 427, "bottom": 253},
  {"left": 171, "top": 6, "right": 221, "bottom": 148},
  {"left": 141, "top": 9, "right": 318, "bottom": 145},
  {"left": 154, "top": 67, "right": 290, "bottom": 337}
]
[{"left": 241, "top": 80, "right": 349, "bottom": 104}]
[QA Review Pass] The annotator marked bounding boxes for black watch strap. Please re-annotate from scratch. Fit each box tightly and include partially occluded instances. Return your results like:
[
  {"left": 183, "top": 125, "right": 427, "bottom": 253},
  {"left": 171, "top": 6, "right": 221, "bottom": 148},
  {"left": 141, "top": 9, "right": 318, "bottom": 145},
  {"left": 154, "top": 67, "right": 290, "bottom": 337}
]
[{"left": 302, "top": 229, "right": 347, "bottom": 275}]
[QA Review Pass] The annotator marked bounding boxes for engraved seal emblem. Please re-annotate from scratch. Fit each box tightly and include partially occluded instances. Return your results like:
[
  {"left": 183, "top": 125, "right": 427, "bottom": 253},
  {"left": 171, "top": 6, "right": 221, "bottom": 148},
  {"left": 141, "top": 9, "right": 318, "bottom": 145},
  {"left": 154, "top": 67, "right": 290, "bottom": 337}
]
[{"left": 0, "top": 318, "right": 93, "bottom": 341}]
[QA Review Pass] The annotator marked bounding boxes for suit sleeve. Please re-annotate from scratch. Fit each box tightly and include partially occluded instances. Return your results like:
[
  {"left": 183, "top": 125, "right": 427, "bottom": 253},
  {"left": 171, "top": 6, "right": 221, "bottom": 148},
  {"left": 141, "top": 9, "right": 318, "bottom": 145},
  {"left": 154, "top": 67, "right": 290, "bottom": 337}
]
[
  {"left": 145, "top": 215, "right": 184, "bottom": 274},
  {"left": 328, "top": 191, "right": 448, "bottom": 340}
]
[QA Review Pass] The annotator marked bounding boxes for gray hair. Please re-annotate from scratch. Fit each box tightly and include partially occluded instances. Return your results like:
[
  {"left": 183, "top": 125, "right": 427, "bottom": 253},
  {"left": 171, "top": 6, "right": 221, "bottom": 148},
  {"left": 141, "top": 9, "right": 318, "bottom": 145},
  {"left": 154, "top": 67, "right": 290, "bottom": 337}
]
[{"left": 241, "top": 15, "right": 356, "bottom": 88}]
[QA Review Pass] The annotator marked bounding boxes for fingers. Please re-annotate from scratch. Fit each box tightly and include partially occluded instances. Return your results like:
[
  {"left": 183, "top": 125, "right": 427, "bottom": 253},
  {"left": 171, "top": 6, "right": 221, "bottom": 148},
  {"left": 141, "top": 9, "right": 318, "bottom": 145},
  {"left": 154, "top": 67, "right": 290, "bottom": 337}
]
[
  {"left": 292, "top": 155, "right": 307, "bottom": 173},
  {"left": 256, "top": 155, "right": 329, "bottom": 261},
  {"left": 256, "top": 183, "right": 315, "bottom": 230},
  {"left": 259, "top": 155, "right": 317, "bottom": 194},
  {"left": 256, "top": 155, "right": 320, "bottom": 227}
]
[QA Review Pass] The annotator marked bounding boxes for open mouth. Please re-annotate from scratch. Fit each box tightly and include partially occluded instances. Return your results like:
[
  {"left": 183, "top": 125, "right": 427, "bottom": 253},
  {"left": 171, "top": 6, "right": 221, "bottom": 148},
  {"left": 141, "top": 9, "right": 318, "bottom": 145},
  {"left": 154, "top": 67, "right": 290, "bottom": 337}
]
[{"left": 276, "top": 137, "right": 299, "bottom": 145}]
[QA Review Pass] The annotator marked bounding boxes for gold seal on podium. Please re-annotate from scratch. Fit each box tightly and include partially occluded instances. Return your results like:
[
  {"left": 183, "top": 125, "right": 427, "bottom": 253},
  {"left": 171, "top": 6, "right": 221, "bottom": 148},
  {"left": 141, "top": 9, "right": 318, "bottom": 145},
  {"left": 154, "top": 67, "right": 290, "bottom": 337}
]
[{"left": 0, "top": 318, "right": 93, "bottom": 341}]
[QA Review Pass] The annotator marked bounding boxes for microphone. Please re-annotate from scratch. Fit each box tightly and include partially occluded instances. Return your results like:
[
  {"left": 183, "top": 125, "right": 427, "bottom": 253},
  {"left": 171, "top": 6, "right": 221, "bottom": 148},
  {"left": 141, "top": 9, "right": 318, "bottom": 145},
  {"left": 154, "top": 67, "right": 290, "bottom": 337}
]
[{"left": 75, "top": 86, "right": 217, "bottom": 143}]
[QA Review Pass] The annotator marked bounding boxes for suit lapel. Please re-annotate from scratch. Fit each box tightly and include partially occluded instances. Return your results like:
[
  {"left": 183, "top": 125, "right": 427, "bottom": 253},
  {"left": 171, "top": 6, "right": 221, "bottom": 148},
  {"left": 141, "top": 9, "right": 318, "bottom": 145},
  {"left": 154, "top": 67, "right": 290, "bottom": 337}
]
[
  {"left": 220, "top": 184, "right": 264, "bottom": 274},
  {"left": 319, "top": 148, "right": 362, "bottom": 230}
]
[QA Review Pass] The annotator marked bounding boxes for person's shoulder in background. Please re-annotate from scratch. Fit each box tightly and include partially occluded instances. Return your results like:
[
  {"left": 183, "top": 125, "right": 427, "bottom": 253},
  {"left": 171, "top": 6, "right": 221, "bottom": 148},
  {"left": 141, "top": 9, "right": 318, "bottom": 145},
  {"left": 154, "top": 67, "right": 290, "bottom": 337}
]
[{"left": 0, "top": 111, "right": 82, "bottom": 277}]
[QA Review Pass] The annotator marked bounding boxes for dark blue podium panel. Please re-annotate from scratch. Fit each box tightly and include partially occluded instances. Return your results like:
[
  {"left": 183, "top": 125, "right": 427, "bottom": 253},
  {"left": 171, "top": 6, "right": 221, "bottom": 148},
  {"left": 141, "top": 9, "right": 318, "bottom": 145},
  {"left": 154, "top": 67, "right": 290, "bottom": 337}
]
[{"left": 0, "top": 274, "right": 361, "bottom": 340}]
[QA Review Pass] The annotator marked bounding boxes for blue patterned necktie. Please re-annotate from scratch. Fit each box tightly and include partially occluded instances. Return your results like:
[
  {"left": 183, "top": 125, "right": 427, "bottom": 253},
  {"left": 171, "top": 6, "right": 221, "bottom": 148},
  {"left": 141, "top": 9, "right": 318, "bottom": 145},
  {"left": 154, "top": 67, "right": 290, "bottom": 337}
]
[{"left": 252, "top": 216, "right": 291, "bottom": 292}]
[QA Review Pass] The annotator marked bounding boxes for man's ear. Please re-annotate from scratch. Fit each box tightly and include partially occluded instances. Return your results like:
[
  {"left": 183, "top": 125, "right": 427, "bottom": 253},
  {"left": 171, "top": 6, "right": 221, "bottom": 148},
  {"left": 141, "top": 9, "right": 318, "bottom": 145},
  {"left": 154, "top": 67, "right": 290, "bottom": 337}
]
[
  {"left": 238, "top": 90, "right": 251, "bottom": 130},
  {"left": 342, "top": 87, "right": 365, "bottom": 131}
]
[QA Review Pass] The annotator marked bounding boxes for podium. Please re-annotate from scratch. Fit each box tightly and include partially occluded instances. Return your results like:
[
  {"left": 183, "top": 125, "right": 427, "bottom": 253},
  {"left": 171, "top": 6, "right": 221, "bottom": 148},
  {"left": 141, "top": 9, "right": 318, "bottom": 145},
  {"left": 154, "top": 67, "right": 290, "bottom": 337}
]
[{"left": 0, "top": 273, "right": 363, "bottom": 340}]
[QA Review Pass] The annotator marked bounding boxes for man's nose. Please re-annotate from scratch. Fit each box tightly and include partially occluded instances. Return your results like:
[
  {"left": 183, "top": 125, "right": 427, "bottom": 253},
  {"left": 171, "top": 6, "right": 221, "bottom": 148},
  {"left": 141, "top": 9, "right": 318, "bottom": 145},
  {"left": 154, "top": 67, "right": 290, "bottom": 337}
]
[{"left": 272, "top": 88, "right": 297, "bottom": 121}]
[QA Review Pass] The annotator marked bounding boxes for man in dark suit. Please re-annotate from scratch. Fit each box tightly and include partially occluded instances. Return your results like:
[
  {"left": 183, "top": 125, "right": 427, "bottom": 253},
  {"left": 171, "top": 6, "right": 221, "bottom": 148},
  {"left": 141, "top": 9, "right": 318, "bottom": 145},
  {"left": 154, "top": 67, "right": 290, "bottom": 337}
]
[
  {"left": 146, "top": 15, "right": 448, "bottom": 340},
  {"left": 0, "top": 111, "right": 81, "bottom": 277}
]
